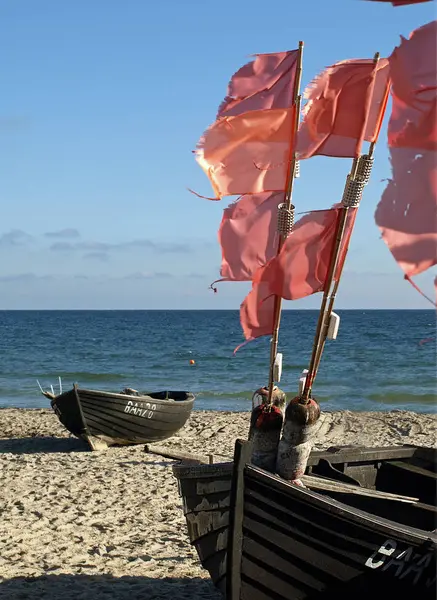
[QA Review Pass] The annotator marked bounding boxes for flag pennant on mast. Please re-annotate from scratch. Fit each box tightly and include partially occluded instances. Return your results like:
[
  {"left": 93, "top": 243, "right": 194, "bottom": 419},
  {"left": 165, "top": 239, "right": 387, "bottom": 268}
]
[
  {"left": 297, "top": 58, "right": 390, "bottom": 159},
  {"left": 264, "top": 206, "right": 357, "bottom": 300},
  {"left": 195, "top": 107, "right": 295, "bottom": 199},
  {"left": 239, "top": 280, "right": 277, "bottom": 345},
  {"left": 193, "top": 49, "right": 300, "bottom": 200},
  {"left": 375, "top": 21, "right": 437, "bottom": 282},
  {"left": 217, "top": 51, "right": 299, "bottom": 118},
  {"left": 218, "top": 191, "right": 284, "bottom": 282},
  {"left": 364, "top": 0, "right": 431, "bottom": 5},
  {"left": 238, "top": 205, "right": 357, "bottom": 345}
]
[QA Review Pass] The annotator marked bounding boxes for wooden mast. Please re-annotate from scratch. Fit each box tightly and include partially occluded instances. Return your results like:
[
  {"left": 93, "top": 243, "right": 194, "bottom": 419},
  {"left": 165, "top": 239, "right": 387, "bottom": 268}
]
[
  {"left": 302, "top": 52, "right": 388, "bottom": 401},
  {"left": 267, "top": 41, "right": 304, "bottom": 404}
]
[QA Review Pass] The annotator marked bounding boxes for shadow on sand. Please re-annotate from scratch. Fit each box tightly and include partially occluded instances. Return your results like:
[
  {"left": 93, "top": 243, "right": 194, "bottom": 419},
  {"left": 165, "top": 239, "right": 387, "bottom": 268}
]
[
  {"left": 0, "top": 573, "right": 220, "bottom": 600},
  {"left": 0, "top": 436, "right": 87, "bottom": 454}
]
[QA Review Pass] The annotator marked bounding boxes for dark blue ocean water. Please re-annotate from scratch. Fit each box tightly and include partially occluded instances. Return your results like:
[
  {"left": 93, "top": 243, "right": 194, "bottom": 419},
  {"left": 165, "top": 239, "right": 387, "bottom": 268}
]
[{"left": 0, "top": 310, "right": 435, "bottom": 413}]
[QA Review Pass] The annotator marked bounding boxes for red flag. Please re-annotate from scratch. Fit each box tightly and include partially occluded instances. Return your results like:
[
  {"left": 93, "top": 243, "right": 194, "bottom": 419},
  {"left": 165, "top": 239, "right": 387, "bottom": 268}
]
[
  {"left": 195, "top": 107, "right": 295, "bottom": 199},
  {"left": 264, "top": 207, "right": 356, "bottom": 300},
  {"left": 375, "top": 21, "right": 437, "bottom": 279},
  {"left": 218, "top": 192, "right": 283, "bottom": 282},
  {"left": 376, "top": 150, "right": 437, "bottom": 277},
  {"left": 238, "top": 206, "right": 357, "bottom": 343},
  {"left": 365, "top": 0, "right": 431, "bottom": 5},
  {"left": 239, "top": 280, "right": 276, "bottom": 343},
  {"left": 217, "top": 51, "right": 299, "bottom": 118},
  {"left": 387, "top": 21, "right": 437, "bottom": 151},
  {"left": 297, "top": 58, "right": 390, "bottom": 159}
]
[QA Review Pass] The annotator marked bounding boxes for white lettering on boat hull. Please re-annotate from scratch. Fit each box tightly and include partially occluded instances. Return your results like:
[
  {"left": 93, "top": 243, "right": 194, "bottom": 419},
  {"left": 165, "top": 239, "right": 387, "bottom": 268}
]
[
  {"left": 365, "top": 539, "right": 435, "bottom": 587},
  {"left": 124, "top": 400, "right": 157, "bottom": 419}
]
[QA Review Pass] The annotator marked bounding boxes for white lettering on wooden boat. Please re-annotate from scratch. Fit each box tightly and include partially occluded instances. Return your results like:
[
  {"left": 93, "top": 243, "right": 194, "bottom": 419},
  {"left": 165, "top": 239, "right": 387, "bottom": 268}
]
[
  {"left": 365, "top": 538, "right": 435, "bottom": 587},
  {"left": 124, "top": 400, "right": 156, "bottom": 419}
]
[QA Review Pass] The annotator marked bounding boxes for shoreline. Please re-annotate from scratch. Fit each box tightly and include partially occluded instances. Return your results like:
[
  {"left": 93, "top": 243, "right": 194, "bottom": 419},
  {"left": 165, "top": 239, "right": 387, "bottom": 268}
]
[
  {"left": 1, "top": 407, "right": 436, "bottom": 451},
  {"left": 0, "top": 409, "right": 435, "bottom": 599}
]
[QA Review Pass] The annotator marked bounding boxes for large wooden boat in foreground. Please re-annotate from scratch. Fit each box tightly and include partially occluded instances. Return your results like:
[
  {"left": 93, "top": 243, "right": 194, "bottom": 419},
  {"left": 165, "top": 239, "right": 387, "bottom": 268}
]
[
  {"left": 174, "top": 441, "right": 436, "bottom": 598},
  {"left": 174, "top": 5, "right": 436, "bottom": 598},
  {"left": 45, "top": 385, "right": 194, "bottom": 450}
]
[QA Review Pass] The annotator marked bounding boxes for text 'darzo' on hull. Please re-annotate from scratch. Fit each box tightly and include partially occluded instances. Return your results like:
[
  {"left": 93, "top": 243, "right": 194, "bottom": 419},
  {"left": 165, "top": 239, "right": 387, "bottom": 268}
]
[
  {"left": 51, "top": 385, "right": 195, "bottom": 450},
  {"left": 173, "top": 442, "right": 437, "bottom": 599}
]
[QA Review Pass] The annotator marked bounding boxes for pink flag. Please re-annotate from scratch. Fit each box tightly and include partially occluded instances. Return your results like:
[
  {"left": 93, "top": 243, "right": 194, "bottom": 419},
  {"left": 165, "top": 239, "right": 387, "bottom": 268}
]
[
  {"left": 376, "top": 150, "right": 437, "bottom": 277},
  {"left": 217, "top": 51, "right": 299, "bottom": 118},
  {"left": 387, "top": 21, "right": 437, "bottom": 151},
  {"left": 196, "top": 107, "right": 295, "bottom": 199},
  {"left": 239, "top": 206, "right": 357, "bottom": 343},
  {"left": 375, "top": 21, "right": 437, "bottom": 278},
  {"left": 263, "top": 207, "right": 356, "bottom": 300},
  {"left": 239, "top": 280, "right": 276, "bottom": 342},
  {"left": 218, "top": 192, "right": 283, "bottom": 281},
  {"left": 297, "top": 58, "right": 390, "bottom": 159},
  {"left": 365, "top": 0, "right": 431, "bottom": 5}
]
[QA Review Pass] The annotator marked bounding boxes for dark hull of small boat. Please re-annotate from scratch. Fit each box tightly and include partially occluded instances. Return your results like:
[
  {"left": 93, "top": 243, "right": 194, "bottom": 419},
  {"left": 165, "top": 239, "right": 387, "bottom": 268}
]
[
  {"left": 51, "top": 386, "right": 195, "bottom": 450},
  {"left": 174, "top": 442, "right": 436, "bottom": 599}
]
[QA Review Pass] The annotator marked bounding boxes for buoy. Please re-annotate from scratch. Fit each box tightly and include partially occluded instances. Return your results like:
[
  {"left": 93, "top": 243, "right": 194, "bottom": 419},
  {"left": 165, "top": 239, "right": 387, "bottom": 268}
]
[
  {"left": 276, "top": 396, "right": 321, "bottom": 483},
  {"left": 248, "top": 386, "right": 287, "bottom": 473},
  {"left": 251, "top": 386, "right": 287, "bottom": 413},
  {"left": 189, "top": 359, "right": 195, "bottom": 365}
]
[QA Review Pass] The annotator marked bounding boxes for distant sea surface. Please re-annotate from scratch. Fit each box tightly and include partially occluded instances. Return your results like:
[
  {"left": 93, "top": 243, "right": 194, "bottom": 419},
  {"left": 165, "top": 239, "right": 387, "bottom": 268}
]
[{"left": 0, "top": 310, "right": 435, "bottom": 413}]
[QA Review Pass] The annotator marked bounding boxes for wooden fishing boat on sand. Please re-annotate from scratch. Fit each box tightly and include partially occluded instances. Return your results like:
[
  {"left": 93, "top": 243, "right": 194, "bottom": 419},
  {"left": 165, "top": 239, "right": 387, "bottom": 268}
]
[
  {"left": 42, "top": 384, "right": 195, "bottom": 450},
  {"left": 174, "top": 1, "right": 436, "bottom": 597},
  {"left": 174, "top": 441, "right": 437, "bottom": 598}
]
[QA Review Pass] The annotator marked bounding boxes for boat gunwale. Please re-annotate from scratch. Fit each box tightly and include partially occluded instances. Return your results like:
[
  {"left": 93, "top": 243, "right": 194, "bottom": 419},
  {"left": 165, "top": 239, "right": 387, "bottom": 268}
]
[
  {"left": 173, "top": 462, "right": 234, "bottom": 478},
  {"left": 52, "top": 387, "right": 195, "bottom": 409},
  {"left": 172, "top": 443, "right": 436, "bottom": 480},
  {"left": 245, "top": 462, "right": 437, "bottom": 543}
]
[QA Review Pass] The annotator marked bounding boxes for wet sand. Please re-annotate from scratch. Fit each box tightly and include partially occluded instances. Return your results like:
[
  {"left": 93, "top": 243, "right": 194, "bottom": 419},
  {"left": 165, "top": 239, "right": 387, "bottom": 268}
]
[{"left": 0, "top": 408, "right": 435, "bottom": 599}]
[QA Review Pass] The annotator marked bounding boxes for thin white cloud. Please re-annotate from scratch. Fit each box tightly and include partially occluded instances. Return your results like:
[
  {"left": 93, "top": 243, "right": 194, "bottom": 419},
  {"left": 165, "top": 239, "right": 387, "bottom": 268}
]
[
  {"left": 83, "top": 251, "right": 110, "bottom": 262},
  {"left": 49, "top": 238, "right": 195, "bottom": 254},
  {"left": 0, "top": 273, "right": 54, "bottom": 282},
  {"left": 0, "top": 229, "right": 33, "bottom": 246},
  {"left": 122, "top": 272, "right": 173, "bottom": 280},
  {"left": 44, "top": 228, "right": 80, "bottom": 239}
]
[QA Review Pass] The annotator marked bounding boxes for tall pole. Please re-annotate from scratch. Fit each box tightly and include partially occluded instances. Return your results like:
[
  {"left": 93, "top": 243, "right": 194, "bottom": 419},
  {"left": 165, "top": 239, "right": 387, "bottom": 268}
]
[
  {"left": 267, "top": 41, "right": 304, "bottom": 404},
  {"left": 310, "top": 147, "right": 376, "bottom": 380},
  {"left": 302, "top": 52, "right": 388, "bottom": 400},
  {"left": 301, "top": 191, "right": 356, "bottom": 401}
]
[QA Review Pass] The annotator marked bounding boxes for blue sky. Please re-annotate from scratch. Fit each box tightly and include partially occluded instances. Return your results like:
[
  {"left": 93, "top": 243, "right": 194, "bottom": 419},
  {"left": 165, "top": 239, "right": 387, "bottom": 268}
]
[{"left": 1, "top": 0, "right": 435, "bottom": 309}]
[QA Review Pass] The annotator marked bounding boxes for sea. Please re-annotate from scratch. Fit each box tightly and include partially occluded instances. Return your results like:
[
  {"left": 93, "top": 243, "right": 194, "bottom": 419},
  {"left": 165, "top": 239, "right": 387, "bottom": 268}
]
[{"left": 0, "top": 310, "right": 435, "bottom": 413}]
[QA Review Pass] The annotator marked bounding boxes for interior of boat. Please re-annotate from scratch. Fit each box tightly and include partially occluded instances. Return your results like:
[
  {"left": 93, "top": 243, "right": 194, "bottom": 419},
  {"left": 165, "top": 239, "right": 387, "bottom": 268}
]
[
  {"left": 301, "top": 447, "right": 437, "bottom": 531},
  {"left": 120, "top": 388, "right": 193, "bottom": 401}
]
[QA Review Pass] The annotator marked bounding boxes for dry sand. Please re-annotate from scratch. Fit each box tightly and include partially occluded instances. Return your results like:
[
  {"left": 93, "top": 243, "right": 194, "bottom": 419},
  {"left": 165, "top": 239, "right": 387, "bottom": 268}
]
[{"left": 0, "top": 408, "right": 435, "bottom": 599}]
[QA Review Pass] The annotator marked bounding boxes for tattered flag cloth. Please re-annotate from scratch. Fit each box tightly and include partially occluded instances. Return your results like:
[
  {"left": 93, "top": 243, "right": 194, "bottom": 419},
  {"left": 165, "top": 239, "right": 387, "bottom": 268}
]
[
  {"left": 297, "top": 58, "right": 390, "bottom": 159},
  {"left": 217, "top": 51, "right": 299, "bottom": 118},
  {"left": 238, "top": 206, "right": 357, "bottom": 344},
  {"left": 365, "top": 0, "right": 431, "bottom": 5},
  {"left": 195, "top": 107, "right": 295, "bottom": 199},
  {"left": 375, "top": 21, "right": 437, "bottom": 291},
  {"left": 193, "top": 49, "right": 300, "bottom": 200},
  {"left": 238, "top": 280, "right": 276, "bottom": 347},
  {"left": 217, "top": 191, "right": 284, "bottom": 282},
  {"left": 262, "top": 206, "right": 357, "bottom": 300}
]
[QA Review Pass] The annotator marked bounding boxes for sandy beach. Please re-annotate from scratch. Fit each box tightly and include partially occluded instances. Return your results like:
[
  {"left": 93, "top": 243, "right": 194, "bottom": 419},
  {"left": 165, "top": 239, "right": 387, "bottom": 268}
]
[{"left": 0, "top": 408, "right": 435, "bottom": 599}]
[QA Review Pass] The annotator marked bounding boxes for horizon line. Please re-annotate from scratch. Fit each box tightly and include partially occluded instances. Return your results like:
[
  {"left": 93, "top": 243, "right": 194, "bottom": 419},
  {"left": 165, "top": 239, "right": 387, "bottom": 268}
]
[{"left": 0, "top": 308, "right": 434, "bottom": 312}]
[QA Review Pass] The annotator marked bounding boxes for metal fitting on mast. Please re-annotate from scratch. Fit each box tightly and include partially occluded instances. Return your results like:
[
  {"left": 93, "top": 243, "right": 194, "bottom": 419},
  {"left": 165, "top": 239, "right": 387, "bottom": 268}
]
[
  {"left": 294, "top": 160, "right": 300, "bottom": 178},
  {"left": 341, "top": 152, "right": 375, "bottom": 207},
  {"left": 341, "top": 176, "right": 366, "bottom": 207},
  {"left": 355, "top": 154, "right": 374, "bottom": 184},
  {"left": 277, "top": 203, "right": 295, "bottom": 237}
]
